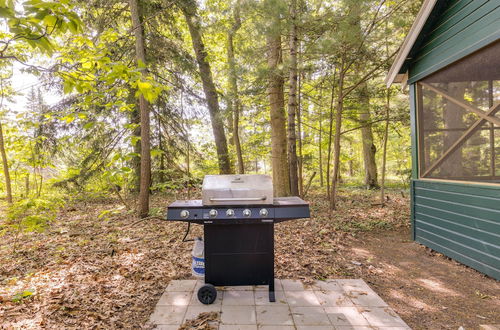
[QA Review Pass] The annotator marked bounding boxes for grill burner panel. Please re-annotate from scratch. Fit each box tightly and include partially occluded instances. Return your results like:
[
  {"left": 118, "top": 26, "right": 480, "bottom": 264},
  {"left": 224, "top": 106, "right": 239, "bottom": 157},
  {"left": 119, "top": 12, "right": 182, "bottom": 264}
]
[
  {"left": 166, "top": 175, "right": 310, "bottom": 304},
  {"left": 167, "top": 197, "right": 308, "bottom": 223}
]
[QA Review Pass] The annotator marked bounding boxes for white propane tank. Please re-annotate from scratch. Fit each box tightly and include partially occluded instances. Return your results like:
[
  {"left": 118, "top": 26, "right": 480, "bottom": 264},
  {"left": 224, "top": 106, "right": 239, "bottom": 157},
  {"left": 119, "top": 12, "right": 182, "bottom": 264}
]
[{"left": 191, "top": 237, "right": 205, "bottom": 277}]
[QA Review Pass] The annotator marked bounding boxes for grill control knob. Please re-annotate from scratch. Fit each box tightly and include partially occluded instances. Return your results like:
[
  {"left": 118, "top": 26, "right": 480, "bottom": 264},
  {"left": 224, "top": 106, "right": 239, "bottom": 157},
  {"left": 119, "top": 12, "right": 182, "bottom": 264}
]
[
  {"left": 243, "top": 209, "right": 251, "bottom": 217},
  {"left": 209, "top": 209, "right": 218, "bottom": 218},
  {"left": 226, "top": 209, "right": 235, "bottom": 217},
  {"left": 180, "top": 210, "right": 189, "bottom": 219},
  {"left": 259, "top": 208, "right": 268, "bottom": 217}
]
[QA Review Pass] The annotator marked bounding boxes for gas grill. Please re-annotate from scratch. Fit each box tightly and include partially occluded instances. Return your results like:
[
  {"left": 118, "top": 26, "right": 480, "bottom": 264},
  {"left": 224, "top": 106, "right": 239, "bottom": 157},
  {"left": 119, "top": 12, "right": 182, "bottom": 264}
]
[{"left": 166, "top": 174, "right": 310, "bottom": 304}]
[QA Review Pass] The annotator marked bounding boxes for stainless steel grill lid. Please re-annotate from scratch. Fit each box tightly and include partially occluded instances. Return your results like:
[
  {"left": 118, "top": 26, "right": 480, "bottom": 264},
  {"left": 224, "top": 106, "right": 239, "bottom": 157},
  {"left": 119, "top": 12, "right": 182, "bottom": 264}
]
[{"left": 202, "top": 174, "right": 273, "bottom": 205}]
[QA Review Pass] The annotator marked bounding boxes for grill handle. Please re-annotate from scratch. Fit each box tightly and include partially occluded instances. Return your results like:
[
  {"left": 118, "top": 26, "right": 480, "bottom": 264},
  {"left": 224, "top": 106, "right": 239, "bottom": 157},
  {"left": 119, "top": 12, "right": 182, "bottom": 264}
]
[{"left": 208, "top": 197, "right": 267, "bottom": 202}]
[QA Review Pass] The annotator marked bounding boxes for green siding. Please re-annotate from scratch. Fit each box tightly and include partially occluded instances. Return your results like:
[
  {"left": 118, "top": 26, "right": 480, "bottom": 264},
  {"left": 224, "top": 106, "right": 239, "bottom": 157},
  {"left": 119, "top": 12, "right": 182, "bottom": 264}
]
[
  {"left": 412, "top": 180, "right": 500, "bottom": 280},
  {"left": 408, "top": 0, "right": 500, "bottom": 83}
]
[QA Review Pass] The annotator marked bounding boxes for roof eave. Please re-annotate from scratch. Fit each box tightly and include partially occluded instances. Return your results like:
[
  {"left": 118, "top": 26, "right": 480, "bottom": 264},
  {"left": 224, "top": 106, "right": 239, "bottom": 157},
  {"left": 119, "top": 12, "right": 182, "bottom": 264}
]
[{"left": 385, "top": 0, "right": 438, "bottom": 87}]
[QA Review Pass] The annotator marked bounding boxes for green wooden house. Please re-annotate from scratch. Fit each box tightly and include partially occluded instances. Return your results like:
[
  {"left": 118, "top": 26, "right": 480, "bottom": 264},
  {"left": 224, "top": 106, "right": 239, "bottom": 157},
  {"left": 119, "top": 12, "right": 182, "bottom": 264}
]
[{"left": 386, "top": 0, "right": 500, "bottom": 280}]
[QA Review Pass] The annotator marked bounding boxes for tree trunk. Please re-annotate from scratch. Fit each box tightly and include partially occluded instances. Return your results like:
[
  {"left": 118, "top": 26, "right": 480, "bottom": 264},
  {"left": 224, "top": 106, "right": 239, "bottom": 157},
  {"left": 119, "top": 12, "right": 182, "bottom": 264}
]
[
  {"left": 129, "top": 91, "right": 141, "bottom": 192},
  {"left": 359, "top": 82, "right": 378, "bottom": 188},
  {"left": 227, "top": 1, "right": 244, "bottom": 174},
  {"left": 129, "top": 0, "right": 151, "bottom": 218},
  {"left": 287, "top": 0, "right": 299, "bottom": 196},
  {"left": 326, "top": 75, "right": 335, "bottom": 199},
  {"left": 0, "top": 121, "right": 12, "bottom": 204},
  {"left": 297, "top": 70, "right": 304, "bottom": 195},
  {"left": 318, "top": 113, "right": 323, "bottom": 187},
  {"left": 267, "top": 18, "right": 290, "bottom": 197},
  {"left": 181, "top": 0, "right": 232, "bottom": 174},
  {"left": 330, "top": 70, "right": 344, "bottom": 210},
  {"left": 380, "top": 88, "right": 390, "bottom": 205},
  {"left": 157, "top": 111, "right": 165, "bottom": 183}
]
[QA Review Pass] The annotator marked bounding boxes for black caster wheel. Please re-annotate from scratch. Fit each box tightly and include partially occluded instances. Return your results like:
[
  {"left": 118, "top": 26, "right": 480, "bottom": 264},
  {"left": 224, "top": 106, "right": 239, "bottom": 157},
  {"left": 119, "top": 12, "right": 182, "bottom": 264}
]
[{"left": 197, "top": 283, "right": 217, "bottom": 304}]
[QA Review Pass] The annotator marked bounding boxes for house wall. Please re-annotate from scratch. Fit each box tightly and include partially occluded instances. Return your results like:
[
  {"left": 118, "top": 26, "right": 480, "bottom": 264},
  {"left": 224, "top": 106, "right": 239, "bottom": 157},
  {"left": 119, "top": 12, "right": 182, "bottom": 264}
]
[
  {"left": 406, "top": 1, "right": 500, "bottom": 280},
  {"left": 408, "top": 0, "right": 500, "bottom": 83},
  {"left": 411, "top": 179, "right": 500, "bottom": 280}
]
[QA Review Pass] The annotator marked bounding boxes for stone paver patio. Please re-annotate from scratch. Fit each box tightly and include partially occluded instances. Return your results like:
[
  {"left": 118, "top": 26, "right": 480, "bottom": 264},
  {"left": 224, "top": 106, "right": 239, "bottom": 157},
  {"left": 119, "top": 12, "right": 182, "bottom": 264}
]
[{"left": 149, "top": 279, "right": 411, "bottom": 330}]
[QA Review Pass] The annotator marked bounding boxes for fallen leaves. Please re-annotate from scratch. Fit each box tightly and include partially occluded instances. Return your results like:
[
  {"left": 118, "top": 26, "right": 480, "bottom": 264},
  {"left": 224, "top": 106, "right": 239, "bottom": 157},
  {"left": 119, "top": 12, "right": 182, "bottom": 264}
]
[{"left": 0, "top": 188, "right": 410, "bottom": 329}]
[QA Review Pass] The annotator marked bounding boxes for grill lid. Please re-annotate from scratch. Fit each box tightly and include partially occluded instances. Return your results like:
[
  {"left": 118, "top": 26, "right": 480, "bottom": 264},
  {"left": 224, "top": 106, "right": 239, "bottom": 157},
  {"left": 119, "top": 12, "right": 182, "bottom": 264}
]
[{"left": 202, "top": 174, "right": 273, "bottom": 205}]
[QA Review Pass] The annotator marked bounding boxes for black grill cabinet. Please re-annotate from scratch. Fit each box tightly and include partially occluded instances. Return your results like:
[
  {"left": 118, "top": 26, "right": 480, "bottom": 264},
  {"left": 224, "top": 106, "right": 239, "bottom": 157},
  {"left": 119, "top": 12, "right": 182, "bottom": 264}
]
[{"left": 166, "top": 175, "right": 310, "bottom": 304}]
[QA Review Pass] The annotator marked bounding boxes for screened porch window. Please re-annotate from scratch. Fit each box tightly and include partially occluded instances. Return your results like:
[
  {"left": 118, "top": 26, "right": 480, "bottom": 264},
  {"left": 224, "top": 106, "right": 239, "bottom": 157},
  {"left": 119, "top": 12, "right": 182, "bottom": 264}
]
[{"left": 416, "top": 41, "right": 500, "bottom": 183}]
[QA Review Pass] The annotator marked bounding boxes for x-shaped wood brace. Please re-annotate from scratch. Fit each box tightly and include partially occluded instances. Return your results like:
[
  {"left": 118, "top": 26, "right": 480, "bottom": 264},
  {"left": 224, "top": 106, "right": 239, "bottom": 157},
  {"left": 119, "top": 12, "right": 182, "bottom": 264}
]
[{"left": 419, "top": 82, "right": 500, "bottom": 177}]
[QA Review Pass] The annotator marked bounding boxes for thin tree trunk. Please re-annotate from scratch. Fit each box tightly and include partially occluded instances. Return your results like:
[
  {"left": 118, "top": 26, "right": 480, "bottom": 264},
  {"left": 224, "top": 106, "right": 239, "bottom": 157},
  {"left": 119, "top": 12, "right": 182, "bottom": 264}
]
[
  {"left": 157, "top": 112, "right": 165, "bottom": 183},
  {"left": 287, "top": 0, "right": 299, "bottom": 196},
  {"left": 25, "top": 175, "right": 29, "bottom": 197},
  {"left": 380, "top": 88, "right": 390, "bottom": 205},
  {"left": 297, "top": 70, "right": 304, "bottom": 195},
  {"left": 330, "top": 70, "right": 344, "bottom": 210},
  {"left": 129, "top": 0, "right": 151, "bottom": 218},
  {"left": 359, "top": 82, "right": 378, "bottom": 188},
  {"left": 182, "top": 0, "right": 232, "bottom": 174},
  {"left": 326, "top": 72, "right": 335, "bottom": 199},
  {"left": 318, "top": 111, "right": 323, "bottom": 187},
  {"left": 267, "top": 17, "right": 290, "bottom": 197},
  {"left": 129, "top": 91, "right": 141, "bottom": 192},
  {"left": 0, "top": 121, "right": 12, "bottom": 204},
  {"left": 227, "top": 0, "right": 244, "bottom": 174}
]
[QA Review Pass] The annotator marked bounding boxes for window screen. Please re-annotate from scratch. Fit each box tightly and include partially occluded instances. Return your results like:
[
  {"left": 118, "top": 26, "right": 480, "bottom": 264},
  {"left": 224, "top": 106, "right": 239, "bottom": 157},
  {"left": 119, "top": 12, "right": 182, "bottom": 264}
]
[{"left": 417, "top": 41, "right": 500, "bottom": 182}]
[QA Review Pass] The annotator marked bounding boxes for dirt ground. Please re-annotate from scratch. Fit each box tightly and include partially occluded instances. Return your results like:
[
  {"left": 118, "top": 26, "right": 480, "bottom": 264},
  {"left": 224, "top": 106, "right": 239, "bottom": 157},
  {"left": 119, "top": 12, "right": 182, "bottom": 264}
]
[
  {"left": 0, "top": 189, "right": 498, "bottom": 329},
  {"left": 345, "top": 228, "right": 500, "bottom": 329}
]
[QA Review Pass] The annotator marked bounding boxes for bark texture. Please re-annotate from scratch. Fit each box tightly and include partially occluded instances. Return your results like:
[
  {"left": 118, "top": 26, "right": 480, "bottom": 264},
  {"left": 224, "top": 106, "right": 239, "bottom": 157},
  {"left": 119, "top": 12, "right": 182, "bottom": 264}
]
[
  {"left": 128, "top": 91, "right": 141, "bottom": 192},
  {"left": 330, "top": 70, "right": 344, "bottom": 210},
  {"left": 287, "top": 0, "right": 299, "bottom": 196},
  {"left": 129, "top": 0, "right": 151, "bottom": 218},
  {"left": 181, "top": 0, "right": 232, "bottom": 174},
  {"left": 0, "top": 121, "right": 12, "bottom": 204},
  {"left": 267, "top": 21, "right": 290, "bottom": 197},
  {"left": 359, "top": 82, "right": 378, "bottom": 188},
  {"left": 227, "top": 1, "right": 244, "bottom": 174}
]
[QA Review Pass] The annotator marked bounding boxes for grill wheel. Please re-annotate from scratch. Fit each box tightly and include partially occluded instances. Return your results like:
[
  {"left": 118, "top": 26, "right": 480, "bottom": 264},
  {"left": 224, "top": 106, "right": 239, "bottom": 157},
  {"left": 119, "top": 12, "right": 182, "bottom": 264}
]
[{"left": 197, "top": 283, "right": 217, "bottom": 304}]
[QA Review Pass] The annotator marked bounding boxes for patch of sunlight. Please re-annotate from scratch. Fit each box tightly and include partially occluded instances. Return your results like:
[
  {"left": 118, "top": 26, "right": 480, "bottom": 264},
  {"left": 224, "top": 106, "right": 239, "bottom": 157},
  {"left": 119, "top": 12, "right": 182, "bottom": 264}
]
[
  {"left": 417, "top": 278, "right": 461, "bottom": 297},
  {"left": 6, "top": 315, "right": 43, "bottom": 329},
  {"left": 116, "top": 251, "right": 145, "bottom": 266},
  {"left": 389, "top": 288, "right": 438, "bottom": 312},
  {"left": 351, "top": 247, "right": 373, "bottom": 258}
]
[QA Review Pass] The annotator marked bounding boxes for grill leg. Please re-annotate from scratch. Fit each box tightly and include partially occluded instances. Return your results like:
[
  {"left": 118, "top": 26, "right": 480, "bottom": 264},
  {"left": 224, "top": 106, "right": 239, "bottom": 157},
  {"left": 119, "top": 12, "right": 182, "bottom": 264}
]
[{"left": 269, "top": 279, "right": 275, "bottom": 302}]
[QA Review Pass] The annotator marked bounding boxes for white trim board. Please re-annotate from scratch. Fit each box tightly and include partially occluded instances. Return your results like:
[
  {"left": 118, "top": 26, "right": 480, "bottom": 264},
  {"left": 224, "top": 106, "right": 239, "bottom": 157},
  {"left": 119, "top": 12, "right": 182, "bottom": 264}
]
[{"left": 385, "top": 0, "right": 437, "bottom": 87}]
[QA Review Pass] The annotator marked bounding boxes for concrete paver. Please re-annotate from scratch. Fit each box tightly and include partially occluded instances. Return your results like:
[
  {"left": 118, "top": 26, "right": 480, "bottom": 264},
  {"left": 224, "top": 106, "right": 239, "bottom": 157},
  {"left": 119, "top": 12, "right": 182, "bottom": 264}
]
[
  {"left": 281, "top": 279, "right": 313, "bottom": 291},
  {"left": 290, "top": 306, "right": 332, "bottom": 326},
  {"left": 360, "top": 306, "right": 408, "bottom": 327},
  {"left": 324, "top": 306, "right": 370, "bottom": 326},
  {"left": 149, "top": 279, "right": 411, "bottom": 329},
  {"left": 222, "top": 290, "right": 255, "bottom": 305},
  {"left": 157, "top": 291, "right": 192, "bottom": 306},
  {"left": 165, "top": 280, "right": 197, "bottom": 292},
  {"left": 314, "top": 290, "right": 354, "bottom": 307},
  {"left": 285, "top": 290, "right": 321, "bottom": 306},
  {"left": 254, "top": 290, "right": 287, "bottom": 305},
  {"left": 220, "top": 305, "right": 257, "bottom": 325},
  {"left": 256, "top": 305, "right": 293, "bottom": 326}
]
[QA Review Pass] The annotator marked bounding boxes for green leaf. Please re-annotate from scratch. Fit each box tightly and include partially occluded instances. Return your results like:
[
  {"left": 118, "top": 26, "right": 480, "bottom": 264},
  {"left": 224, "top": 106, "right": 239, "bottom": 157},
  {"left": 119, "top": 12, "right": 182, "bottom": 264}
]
[
  {"left": 83, "top": 122, "right": 94, "bottom": 130},
  {"left": 43, "top": 14, "right": 57, "bottom": 27},
  {"left": 63, "top": 80, "right": 73, "bottom": 94},
  {"left": 151, "top": 148, "right": 164, "bottom": 157},
  {"left": 68, "top": 19, "right": 78, "bottom": 33},
  {"left": 130, "top": 135, "right": 141, "bottom": 146}
]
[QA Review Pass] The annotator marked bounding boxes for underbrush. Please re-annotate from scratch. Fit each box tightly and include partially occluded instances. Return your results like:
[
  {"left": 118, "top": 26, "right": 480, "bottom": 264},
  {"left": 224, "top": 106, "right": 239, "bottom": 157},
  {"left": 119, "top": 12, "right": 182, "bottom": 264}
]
[{"left": 1, "top": 193, "right": 67, "bottom": 236}]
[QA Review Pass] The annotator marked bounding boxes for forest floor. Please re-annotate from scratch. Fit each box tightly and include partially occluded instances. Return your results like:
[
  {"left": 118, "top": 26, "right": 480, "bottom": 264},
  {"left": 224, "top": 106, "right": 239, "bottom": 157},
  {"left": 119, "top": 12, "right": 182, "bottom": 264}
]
[{"left": 0, "top": 188, "right": 499, "bottom": 329}]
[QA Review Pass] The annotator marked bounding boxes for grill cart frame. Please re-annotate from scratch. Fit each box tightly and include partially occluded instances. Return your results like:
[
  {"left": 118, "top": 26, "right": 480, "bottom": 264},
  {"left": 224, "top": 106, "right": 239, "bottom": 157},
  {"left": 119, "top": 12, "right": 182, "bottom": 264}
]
[{"left": 167, "top": 176, "right": 310, "bottom": 304}]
